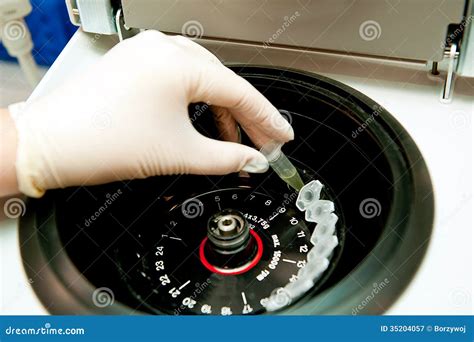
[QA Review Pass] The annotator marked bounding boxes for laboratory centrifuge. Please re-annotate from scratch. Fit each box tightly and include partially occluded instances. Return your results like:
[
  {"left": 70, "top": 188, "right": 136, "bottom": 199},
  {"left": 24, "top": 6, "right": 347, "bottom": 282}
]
[
  {"left": 1, "top": 0, "right": 472, "bottom": 316},
  {"left": 19, "top": 66, "right": 434, "bottom": 315}
]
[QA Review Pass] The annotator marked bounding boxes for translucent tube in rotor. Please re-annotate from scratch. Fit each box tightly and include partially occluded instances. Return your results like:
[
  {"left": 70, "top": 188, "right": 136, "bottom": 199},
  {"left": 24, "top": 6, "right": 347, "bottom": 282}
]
[{"left": 260, "top": 141, "right": 304, "bottom": 191}]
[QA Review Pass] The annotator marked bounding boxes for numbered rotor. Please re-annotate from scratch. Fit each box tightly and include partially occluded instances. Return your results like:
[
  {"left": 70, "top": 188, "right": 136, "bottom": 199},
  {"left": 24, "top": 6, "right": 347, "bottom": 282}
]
[{"left": 115, "top": 184, "right": 339, "bottom": 315}]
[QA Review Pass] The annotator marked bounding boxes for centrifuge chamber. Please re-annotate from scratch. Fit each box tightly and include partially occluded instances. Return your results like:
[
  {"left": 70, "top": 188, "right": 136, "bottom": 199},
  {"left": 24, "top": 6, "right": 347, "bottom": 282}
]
[{"left": 19, "top": 66, "right": 434, "bottom": 315}]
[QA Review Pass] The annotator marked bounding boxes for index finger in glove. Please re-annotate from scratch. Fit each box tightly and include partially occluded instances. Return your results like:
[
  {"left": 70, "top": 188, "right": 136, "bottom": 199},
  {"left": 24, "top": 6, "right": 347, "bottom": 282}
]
[{"left": 189, "top": 63, "right": 294, "bottom": 146}]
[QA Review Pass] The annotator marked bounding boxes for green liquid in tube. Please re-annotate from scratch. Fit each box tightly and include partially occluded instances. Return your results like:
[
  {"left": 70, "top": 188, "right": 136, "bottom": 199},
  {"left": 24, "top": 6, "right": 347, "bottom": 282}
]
[
  {"left": 269, "top": 151, "right": 304, "bottom": 192},
  {"left": 261, "top": 140, "right": 304, "bottom": 192}
]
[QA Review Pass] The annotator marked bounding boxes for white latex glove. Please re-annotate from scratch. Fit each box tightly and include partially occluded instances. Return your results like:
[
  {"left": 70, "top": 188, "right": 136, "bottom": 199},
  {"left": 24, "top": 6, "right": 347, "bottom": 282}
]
[{"left": 10, "top": 30, "right": 294, "bottom": 198}]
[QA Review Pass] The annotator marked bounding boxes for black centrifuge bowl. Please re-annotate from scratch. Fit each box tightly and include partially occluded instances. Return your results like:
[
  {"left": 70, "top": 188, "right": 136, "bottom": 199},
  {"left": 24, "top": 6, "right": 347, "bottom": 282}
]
[{"left": 19, "top": 66, "right": 434, "bottom": 315}]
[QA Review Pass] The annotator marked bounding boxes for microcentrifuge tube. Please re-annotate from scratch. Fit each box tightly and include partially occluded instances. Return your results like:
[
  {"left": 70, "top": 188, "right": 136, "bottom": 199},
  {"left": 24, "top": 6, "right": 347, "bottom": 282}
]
[{"left": 260, "top": 141, "right": 304, "bottom": 191}]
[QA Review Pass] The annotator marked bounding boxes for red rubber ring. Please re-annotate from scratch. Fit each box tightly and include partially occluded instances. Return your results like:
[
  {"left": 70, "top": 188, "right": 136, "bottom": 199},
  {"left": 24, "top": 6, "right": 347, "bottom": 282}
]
[{"left": 199, "top": 230, "right": 263, "bottom": 276}]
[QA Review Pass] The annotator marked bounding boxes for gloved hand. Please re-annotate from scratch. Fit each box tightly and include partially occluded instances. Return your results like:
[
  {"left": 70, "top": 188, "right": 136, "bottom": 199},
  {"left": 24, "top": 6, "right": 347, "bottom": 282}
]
[{"left": 10, "top": 30, "right": 294, "bottom": 198}]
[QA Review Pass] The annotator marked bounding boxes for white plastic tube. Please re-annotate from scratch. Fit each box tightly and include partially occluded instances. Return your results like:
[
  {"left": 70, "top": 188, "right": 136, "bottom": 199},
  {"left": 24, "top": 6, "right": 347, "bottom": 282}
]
[
  {"left": 260, "top": 140, "right": 304, "bottom": 191},
  {"left": 0, "top": 14, "right": 40, "bottom": 87},
  {"left": 17, "top": 53, "right": 40, "bottom": 86}
]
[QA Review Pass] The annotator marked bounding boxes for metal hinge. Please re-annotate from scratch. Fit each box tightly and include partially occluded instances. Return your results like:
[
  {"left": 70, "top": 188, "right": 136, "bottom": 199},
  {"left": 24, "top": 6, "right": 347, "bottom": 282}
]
[
  {"left": 429, "top": 16, "right": 471, "bottom": 103},
  {"left": 115, "top": 8, "right": 140, "bottom": 41},
  {"left": 431, "top": 43, "right": 460, "bottom": 103},
  {"left": 441, "top": 43, "right": 459, "bottom": 102}
]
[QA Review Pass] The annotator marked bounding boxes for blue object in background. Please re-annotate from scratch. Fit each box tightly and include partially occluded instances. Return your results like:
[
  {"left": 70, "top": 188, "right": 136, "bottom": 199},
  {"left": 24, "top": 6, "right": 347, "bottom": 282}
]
[{"left": 0, "top": 0, "right": 76, "bottom": 66}]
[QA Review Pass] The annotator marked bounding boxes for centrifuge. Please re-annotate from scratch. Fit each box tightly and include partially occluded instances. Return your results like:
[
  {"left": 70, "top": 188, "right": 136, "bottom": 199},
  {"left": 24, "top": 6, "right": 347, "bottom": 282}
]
[{"left": 1, "top": 0, "right": 472, "bottom": 315}]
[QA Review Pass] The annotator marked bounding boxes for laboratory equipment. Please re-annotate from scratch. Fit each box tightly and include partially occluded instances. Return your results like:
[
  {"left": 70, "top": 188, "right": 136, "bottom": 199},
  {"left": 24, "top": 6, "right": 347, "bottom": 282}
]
[
  {"left": 0, "top": 0, "right": 40, "bottom": 86},
  {"left": 19, "top": 66, "right": 433, "bottom": 314},
  {"left": 260, "top": 140, "right": 304, "bottom": 191},
  {"left": 1, "top": 0, "right": 472, "bottom": 316}
]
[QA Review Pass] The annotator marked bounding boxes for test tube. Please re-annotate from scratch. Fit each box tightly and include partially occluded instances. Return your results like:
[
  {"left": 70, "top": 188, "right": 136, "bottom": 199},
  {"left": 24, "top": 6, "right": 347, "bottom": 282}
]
[{"left": 260, "top": 141, "right": 304, "bottom": 191}]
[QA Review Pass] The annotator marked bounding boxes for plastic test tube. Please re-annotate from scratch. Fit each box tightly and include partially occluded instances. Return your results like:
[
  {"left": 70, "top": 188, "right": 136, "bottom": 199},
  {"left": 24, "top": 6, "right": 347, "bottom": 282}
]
[{"left": 260, "top": 141, "right": 304, "bottom": 191}]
